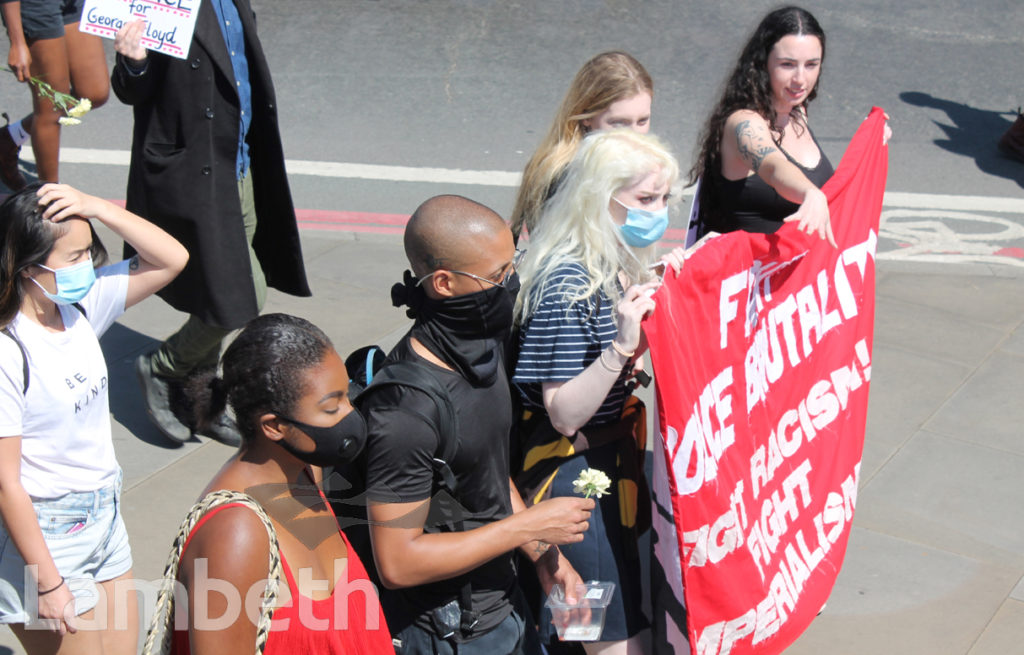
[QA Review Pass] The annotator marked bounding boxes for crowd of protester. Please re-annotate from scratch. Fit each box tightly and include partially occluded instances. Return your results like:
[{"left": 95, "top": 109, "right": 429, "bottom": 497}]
[{"left": 0, "top": 3, "right": 896, "bottom": 655}]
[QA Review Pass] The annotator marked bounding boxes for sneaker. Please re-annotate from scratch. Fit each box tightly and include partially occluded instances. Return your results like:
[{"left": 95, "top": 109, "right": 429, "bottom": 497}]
[
  {"left": 0, "top": 113, "right": 26, "bottom": 191},
  {"left": 196, "top": 412, "right": 242, "bottom": 447},
  {"left": 134, "top": 352, "right": 192, "bottom": 444}
]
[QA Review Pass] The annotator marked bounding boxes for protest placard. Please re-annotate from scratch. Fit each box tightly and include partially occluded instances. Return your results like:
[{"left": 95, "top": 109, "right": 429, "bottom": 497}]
[
  {"left": 80, "top": 0, "right": 201, "bottom": 60},
  {"left": 645, "top": 108, "right": 889, "bottom": 655}
]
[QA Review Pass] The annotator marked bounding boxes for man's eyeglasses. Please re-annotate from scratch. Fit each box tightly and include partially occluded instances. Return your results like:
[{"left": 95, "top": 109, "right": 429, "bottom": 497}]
[{"left": 416, "top": 248, "right": 526, "bottom": 289}]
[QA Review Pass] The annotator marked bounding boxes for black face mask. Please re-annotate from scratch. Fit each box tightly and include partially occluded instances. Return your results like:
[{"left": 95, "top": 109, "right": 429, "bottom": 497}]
[
  {"left": 275, "top": 409, "right": 367, "bottom": 467},
  {"left": 392, "top": 271, "right": 519, "bottom": 386}
]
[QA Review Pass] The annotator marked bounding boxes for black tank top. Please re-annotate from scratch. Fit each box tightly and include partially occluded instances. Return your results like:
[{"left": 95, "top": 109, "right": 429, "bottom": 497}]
[{"left": 703, "top": 128, "right": 834, "bottom": 235}]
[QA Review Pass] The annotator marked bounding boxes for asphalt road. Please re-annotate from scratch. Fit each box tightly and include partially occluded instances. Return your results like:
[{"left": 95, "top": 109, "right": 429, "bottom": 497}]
[{"left": 2, "top": 0, "right": 1022, "bottom": 219}]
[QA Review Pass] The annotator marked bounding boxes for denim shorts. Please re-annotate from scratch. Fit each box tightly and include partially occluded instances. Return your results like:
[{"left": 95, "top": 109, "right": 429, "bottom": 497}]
[
  {"left": 0, "top": 471, "right": 132, "bottom": 624},
  {"left": 2, "top": 0, "right": 85, "bottom": 41}
]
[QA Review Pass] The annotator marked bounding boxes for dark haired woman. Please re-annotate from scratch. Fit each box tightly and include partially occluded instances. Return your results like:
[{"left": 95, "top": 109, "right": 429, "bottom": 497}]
[
  {"left": 158, "top": 313, "right": 392, "bottom": 654},
  {"left": 0, "top": 183, "right": 187, "bottom": 653},
  {"left": 691, "top": 6, "right": 837, "bottom": 244}
]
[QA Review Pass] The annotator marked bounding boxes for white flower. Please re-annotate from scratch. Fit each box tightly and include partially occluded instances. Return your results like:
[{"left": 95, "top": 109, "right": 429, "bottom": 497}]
[
  {"left": 67, "top": 98, "right": 91, "bottom": 118},
  {"left": 573, "top": 468, "right": 612, "bottom": 499},
  {"left": 58, "top": 117, "right": 81, "bottom": 126}
]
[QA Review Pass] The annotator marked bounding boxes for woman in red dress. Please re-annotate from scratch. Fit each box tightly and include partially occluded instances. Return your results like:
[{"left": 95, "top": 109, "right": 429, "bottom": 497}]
[{"left": 165, "top": 313, "right": 393, "bottom": 654}]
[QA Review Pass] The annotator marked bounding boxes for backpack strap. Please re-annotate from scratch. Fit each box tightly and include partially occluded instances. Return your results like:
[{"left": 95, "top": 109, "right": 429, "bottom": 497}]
[
  {"left": 363, "top": 360, "right": 459, "bottom": 494},
  {"left": 356, "top": 359, "right": 480, "bottom": 636},
  {"left": 0, "top": 305, "right": 86, "bottom": 396},
  {"left": 1, "top": 327, "right": 29, "bottom": 395}
]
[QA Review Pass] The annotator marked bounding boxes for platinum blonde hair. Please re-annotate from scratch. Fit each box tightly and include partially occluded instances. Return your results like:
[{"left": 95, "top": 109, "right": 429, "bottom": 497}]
[{"left": 515, "top": 129, "right": 679, "bottom": 323}]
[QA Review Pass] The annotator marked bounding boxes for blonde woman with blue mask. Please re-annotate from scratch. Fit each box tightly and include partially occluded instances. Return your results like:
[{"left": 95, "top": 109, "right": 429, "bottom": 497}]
[{"left": 512, "top": 130, "right": 683, "bottom": 655}]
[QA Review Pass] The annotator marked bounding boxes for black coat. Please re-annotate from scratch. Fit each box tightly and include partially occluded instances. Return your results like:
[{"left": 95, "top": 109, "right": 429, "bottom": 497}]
[{"left": 111, "top": 0, "right": 310, "bottom": 330}]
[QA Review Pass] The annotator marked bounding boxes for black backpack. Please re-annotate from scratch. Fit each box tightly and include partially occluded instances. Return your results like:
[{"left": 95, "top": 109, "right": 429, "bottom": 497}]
[
  {"left": 345, "top": 345, "right": 460, "bottom": 499},
  {"left": 328, "top": 345, "right": 466, "bottom": 538}
]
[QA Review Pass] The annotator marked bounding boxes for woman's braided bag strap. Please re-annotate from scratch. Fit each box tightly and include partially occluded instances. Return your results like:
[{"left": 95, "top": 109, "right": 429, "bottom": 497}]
[{"left": 141, "top": 490, "right": 284, "bottom": 655}]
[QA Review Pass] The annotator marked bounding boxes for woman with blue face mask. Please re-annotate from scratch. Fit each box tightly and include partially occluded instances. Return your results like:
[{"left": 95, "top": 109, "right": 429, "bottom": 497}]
[
  {"left": 512, "top": 130, "right": 684, "bottom": 655},
  {"left": 0, "top": 182, "right": 187, "bottom": 654}
]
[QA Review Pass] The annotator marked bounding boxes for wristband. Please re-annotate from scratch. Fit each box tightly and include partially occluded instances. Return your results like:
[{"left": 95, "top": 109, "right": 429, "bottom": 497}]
[
  {"left": 599, "top": 348, "right": 622, "bottom": 373},
  {"left": 38, "top": 576, "right": 64, "bottom": 596},
  {"left": 610, "top": 340, "right": 635, "bottom": 359}
]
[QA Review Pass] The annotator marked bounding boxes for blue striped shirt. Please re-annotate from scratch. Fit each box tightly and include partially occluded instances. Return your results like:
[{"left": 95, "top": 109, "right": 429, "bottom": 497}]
[{"left": 513, "top": 261, "right": 628, "bottom": 428}]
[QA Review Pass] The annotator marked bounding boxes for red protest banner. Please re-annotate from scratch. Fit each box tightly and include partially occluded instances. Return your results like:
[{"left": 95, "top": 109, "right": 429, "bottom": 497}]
[{"left": 645, "top": 108, "right": 889, "bottom": 655}]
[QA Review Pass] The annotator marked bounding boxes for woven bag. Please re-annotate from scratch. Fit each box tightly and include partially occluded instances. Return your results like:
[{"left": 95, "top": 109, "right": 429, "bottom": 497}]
[{"left": 141, "top": 490, "right": 284, "bottom": 655}]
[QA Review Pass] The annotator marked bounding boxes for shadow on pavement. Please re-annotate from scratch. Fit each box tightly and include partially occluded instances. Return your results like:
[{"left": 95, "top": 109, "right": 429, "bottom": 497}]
[
  {"left": 900, "top": 91, "right": 1023, "bottom": 189},
  {"left": 100, "top": 322, "right": 191, "bottom": 450}
]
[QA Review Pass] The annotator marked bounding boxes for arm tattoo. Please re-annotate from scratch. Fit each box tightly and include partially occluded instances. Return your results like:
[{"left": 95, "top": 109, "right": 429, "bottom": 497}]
[
  {"left": 129, "top": 255, "right": 140, "bottom": 271},
  {"left": 533, "top": 540, "right": 551, "bottom": 556},
  {"left": 735, "top": 120, "right": 778, "bottom": 173}
]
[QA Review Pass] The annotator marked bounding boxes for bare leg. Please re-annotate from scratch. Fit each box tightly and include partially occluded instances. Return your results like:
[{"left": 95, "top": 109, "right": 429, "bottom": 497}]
[
  {"left": 9, "top": 608, "right": 103, "bottom": 655},
  {"left": 22, "top": 24, "right": 108, "bottom": 183},
  {"left": 98, "top": 570, "right": 138, "bottom": 655},
  {"left": 26, "top": 36, "right": 71, "bottom": 183},
  {"left": 63, "top": 27, "right": 109, "bottom": 108},
  {"left": 9, "top": 570, "right": 138, "bottom": 654}
]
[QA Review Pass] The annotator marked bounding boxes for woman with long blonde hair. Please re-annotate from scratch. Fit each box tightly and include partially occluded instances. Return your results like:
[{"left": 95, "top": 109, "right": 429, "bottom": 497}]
[
  {"left": 513, "top": 130, "right": 683, "bottom": 655},
  {"left": 510, "top": 51, "right": 653, "bottom": 241}
]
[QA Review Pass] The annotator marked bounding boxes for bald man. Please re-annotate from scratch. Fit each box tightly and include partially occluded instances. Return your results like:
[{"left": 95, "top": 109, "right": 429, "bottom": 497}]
[{"left": 359, "top": 195, "right": 593, "bottom": 654}]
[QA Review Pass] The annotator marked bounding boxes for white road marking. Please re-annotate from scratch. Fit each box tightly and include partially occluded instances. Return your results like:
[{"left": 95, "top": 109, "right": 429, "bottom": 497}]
[
  {"left": 878, "top": 209, "right": 1024, "bottom": 267},
  {"left": 31, "top": 147, "right": 1024, "bottom": 214},
  {"left": 882, "top": 192, "right": 1024, "bottom": 214},
  {"left": 29, "top": 147, "right": 523, "bottom": 187}
]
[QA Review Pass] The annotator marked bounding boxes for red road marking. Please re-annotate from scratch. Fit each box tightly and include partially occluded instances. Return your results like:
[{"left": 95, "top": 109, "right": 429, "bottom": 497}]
[
  {"left": 296, "top": 209, "right": 409, "bottom": 235},
  {"left": 0, "top": 200, "right": 693, "bottom": 245}
]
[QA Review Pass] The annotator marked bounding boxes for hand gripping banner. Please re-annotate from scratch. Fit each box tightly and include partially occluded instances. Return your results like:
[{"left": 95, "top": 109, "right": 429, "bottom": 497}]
[{"left": 645, "top": 108, "right": 889, "bottom": 655}]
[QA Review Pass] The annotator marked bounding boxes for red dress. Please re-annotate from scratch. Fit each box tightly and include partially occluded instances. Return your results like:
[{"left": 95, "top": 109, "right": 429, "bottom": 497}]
[{"left": 171, "top": 496, "right": 394, "bottom": 654}]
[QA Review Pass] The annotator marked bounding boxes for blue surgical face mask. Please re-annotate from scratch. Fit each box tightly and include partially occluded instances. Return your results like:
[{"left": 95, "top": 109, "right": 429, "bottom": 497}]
[
  {"left": 31, "top": 257, "right": 96, "bottom": 305},
  {"left": 613, "top": 197, "right": 669, "bottom": 248}
]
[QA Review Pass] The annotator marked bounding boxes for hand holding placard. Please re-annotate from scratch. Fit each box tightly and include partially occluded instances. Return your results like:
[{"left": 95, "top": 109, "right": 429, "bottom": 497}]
[
  {"left": 80, "top": 0, "right": 202, "bottom": 60},
  {"left": 114, "top": 19, "right": 148, "bottom": 65}
]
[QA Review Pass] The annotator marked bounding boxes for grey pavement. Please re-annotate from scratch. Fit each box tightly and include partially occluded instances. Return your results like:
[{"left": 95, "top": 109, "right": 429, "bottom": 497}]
[{"left": 2, "top": 225, "right": 1022, "bottom": 655}]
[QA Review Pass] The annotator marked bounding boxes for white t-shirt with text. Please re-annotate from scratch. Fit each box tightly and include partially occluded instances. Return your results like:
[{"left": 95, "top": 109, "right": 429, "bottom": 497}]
[{"left": 0, "top": 260, "right": 130, "bottom": 498}]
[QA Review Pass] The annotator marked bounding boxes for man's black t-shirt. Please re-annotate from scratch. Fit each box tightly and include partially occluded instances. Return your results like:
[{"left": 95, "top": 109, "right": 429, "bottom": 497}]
[{"left": 361, "top": 335, "right": 516, "bottom": 637}]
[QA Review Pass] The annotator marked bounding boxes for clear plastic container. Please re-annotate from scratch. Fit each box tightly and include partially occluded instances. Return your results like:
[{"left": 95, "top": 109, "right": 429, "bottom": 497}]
[{"left": 545, "top": 581, "right": 616, "bottom": 641}]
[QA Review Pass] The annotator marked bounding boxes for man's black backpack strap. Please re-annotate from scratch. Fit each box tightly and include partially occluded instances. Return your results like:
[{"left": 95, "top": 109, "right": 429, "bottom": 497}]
[
  {"left": 353, "top": 356, "right": 481, "bottom": 637},
  {"left": 358, "top": 359, "right": 460, "bottom": 496},
  {"left": 1, "top": 303, "right": 87, "bottom": 395}
]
